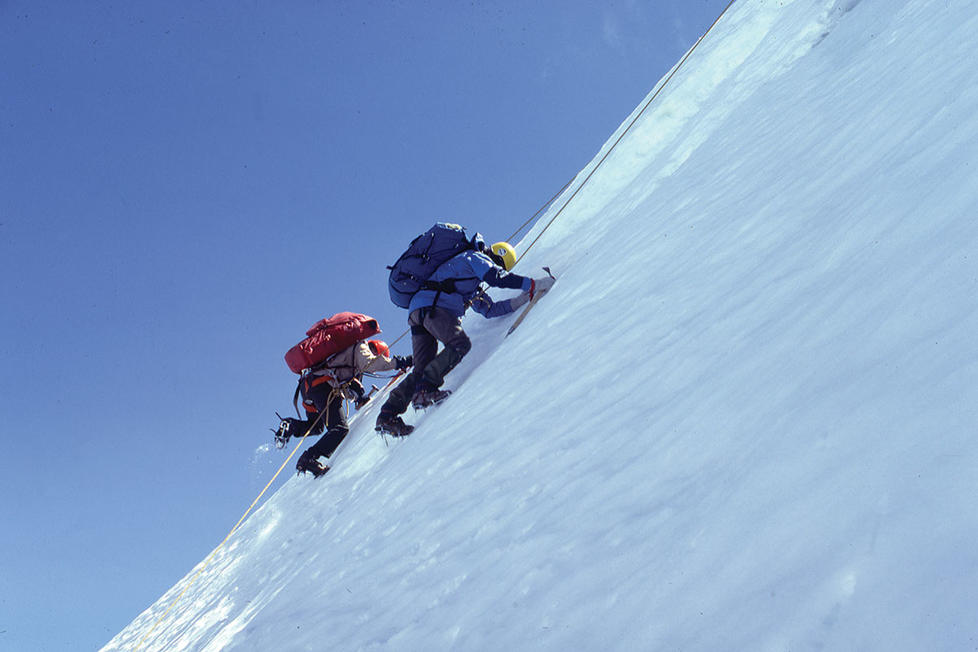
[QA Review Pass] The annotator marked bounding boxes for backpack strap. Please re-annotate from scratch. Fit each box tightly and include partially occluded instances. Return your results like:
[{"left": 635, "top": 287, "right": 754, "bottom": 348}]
[
  {"left": 423, "top": 275, "right": 480, "bottom": 307},
  {"left": 309, "top": 346, "right": 360, "bottom": 384}
]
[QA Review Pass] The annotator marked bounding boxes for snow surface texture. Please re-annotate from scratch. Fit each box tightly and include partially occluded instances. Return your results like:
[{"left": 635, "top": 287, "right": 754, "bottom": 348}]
[{"left": 106, "top": 0, "right": 978, "bottom": 650}]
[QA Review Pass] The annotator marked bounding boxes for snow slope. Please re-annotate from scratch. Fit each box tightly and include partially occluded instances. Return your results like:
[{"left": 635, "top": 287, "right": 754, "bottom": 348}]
[{"left": 105, "top": 0, "right": 978, "bottom": 649}]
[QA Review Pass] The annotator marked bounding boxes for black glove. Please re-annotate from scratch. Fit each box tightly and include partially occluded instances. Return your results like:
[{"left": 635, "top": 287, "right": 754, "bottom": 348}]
[{"left": 394, "top": 355, "right": 413, "bottom": 370}]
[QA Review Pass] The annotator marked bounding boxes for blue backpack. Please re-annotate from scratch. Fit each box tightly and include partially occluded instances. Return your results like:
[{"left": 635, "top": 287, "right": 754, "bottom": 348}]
[{"left": 388, "top": 223, "right": 481, "bottom": 308}]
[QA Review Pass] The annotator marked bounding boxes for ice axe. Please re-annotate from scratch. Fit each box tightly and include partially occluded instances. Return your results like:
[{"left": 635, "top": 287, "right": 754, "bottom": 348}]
[
  {"left": 270, "top": 412, "right": 296, "bottom": 449},
  {"left": 355, "top": 384, "right": 382, "bottom": 409},
  {"left": 507, "top": 266, "right": 555, "bottom": 336}
]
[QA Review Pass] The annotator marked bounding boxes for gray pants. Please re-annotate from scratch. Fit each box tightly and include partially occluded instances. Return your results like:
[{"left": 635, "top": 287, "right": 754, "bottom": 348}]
[{"left": 380, "top": 306, "right": 471, "bottom": 417}]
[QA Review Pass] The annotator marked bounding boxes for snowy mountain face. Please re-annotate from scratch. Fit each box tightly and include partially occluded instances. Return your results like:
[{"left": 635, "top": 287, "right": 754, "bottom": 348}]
[{"left": 105, "top": 1, "right": 978, "bottom": 650}]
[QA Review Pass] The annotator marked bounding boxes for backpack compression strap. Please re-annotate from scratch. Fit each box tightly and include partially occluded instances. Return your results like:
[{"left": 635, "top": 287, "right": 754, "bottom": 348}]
[{"left": 422, "top": 275, "right": 479, "bottom": 307}]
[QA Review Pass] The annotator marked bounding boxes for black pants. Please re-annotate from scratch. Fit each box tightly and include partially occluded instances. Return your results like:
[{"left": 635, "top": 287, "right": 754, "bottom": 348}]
[
  {"left": 303, "top": 390, "right": 349, "bottom": 459},
  {"left": 380, "top": 307, "right": 471, "bottom": 417}
]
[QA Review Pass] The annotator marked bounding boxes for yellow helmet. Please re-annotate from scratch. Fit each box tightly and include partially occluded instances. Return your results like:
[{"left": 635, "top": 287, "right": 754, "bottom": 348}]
[{"left": 489, "top": 241, "right": 517, "bottom": 271}]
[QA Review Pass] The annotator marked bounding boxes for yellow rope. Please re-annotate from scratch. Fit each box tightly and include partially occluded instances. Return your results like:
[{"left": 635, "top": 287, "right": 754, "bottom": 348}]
[
  {"left": 133, "top": 412, "right": 322, "bottom": 651},
  {"left": 389, "top": 327, "right": 409, "bottom": 348},
  {"left": 515, "top": 0, "right": 737, "bottom": 266}
]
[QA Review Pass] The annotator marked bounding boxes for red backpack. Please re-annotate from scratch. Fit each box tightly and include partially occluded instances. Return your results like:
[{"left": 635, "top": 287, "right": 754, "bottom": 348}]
[{"left": 284, "top": 312, "right": 381, "bottom": 373}]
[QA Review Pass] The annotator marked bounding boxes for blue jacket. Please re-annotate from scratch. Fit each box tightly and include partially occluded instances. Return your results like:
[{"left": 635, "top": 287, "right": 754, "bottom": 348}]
[{"left": 408, "top": 250, "right": 532, "bottom": 317}]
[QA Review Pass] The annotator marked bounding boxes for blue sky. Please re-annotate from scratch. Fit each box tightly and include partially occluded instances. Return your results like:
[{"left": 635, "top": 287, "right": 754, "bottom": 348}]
[{"left": 1, "top": 1, "right": 729, "bottom": 649}]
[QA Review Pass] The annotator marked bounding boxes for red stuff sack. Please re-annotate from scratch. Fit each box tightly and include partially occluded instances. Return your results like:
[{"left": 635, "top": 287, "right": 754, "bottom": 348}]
[{"left": 284, "top": 312, "right": 381, "bottom": 373}]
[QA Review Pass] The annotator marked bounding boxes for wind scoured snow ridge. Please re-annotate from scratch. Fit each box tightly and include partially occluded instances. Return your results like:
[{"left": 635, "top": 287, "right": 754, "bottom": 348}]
[{"left": 105, "top": 0, "right": 978, "bottom": 650}]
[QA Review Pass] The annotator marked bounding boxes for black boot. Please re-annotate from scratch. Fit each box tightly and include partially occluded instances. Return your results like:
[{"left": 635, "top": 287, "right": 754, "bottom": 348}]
[
  {"left": 296, "top": 449, "right": 329, "bottom": 478},
  {"left": 375, "top": 413, "right": 414, "bottom": 437}
]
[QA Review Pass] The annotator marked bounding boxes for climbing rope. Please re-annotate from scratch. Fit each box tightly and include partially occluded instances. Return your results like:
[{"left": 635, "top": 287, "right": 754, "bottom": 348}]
[
  {"left": 133, "top": 410, "right": 325, "bottom": 651},
  {"left": 515, "top": 0, "right": 737, "bottom": 265}
]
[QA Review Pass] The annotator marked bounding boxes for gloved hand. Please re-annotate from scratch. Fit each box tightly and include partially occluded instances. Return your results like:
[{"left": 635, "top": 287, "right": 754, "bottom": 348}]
[
  {"left": 531, "top": 275, "right": 555, "bottom": 299},
  {"left": 349, "top": 378, "right": 365, "bottom": 400},
  {"left": 394, "top": 354, "right": 413, "bottom": 371},
  {"left": 509, "top": 292, "right": 531, "bottom": 310}
]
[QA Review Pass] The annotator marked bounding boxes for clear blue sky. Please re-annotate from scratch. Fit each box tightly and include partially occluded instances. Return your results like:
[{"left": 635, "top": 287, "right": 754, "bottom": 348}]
[{"left": 1, "top": 1, "right": 729, "bottom": 649}]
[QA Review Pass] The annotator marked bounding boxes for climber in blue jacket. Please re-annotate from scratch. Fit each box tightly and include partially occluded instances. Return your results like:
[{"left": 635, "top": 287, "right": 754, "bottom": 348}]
[{"left": 375, "top": 241, "right": 554, "bottom": 436}]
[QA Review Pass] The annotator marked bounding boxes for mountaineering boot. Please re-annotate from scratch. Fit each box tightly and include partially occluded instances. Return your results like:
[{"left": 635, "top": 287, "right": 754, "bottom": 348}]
[
  {"left": 375, "top": 413, "right": 415, "bottom": 437},
  {"left": 296, "top": 449, "right": 329, "bottom": 478},
  {"left": 411, "top": 388, "right": 452, "bottom": 410}
]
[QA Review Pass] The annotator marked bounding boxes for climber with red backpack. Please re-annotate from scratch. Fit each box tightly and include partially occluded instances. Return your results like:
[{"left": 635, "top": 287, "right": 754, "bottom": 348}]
[
  {"left": 276, "top": 313, "right": 412, "bottom": 477},
  {"left": 375, "top": 223, "right": 554, "bottom": 437}
]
